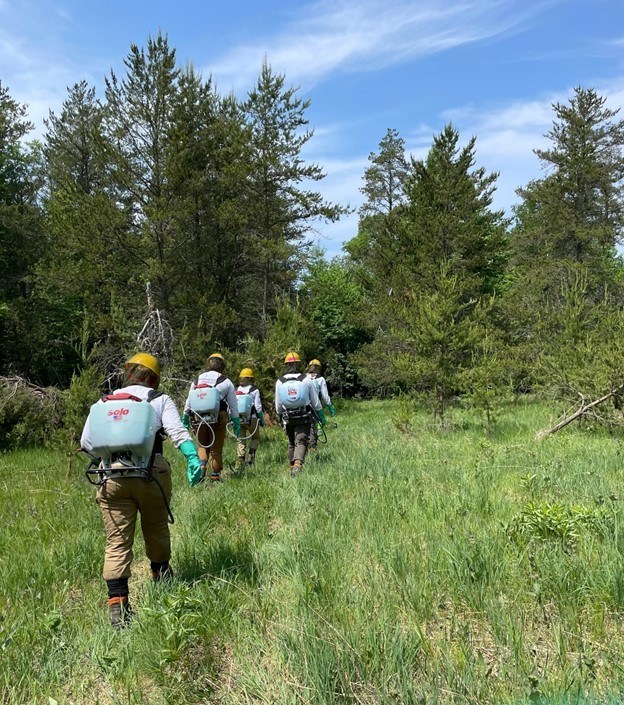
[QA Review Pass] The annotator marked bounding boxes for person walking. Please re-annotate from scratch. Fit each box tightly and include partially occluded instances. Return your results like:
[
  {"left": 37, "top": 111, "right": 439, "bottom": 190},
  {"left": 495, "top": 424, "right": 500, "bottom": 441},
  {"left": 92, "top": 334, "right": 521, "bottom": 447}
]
[
  {"left": 235, "top": 368, "right": 266, "bottom": 469},
  {"left": 275, "top": 351, "right": 326, "bottom": 476},
  {"left": 80, "top": 352, "right": 203, "bottom": 629},
  {"left": 305, "top": 358, "right": 336, "bottom": 451},
  {"left": 182, "top": 353, "right": 241, "bottom": 482}
]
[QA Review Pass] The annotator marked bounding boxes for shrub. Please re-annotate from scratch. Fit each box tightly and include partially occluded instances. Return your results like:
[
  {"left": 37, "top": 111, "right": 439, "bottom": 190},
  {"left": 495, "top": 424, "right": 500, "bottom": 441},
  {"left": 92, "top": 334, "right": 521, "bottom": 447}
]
[{"left": 0, "top": 377, "right": 65, "bottom": 450}]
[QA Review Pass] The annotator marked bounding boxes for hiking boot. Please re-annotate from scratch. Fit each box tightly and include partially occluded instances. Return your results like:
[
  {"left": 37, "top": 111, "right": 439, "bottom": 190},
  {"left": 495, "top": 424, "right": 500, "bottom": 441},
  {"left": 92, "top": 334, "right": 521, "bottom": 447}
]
[
  {"left": 247, "top": 451, "right": 256, "bottom": 466},
  {"left": 210, "top": 471, "right": 221, "bottom": 482},
  {"left": 290, "top": 460, "right": 303, "bottom": 477},
  {"left": 108, "top": 596, "right": 132, "bottom": 630}
]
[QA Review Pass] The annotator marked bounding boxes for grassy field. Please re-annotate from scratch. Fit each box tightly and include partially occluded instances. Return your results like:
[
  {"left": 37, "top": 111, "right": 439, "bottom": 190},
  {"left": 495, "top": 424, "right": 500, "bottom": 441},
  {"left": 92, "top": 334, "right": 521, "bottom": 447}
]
[{"left": 2, "top": 398, "right": 624, "bottom": 704}]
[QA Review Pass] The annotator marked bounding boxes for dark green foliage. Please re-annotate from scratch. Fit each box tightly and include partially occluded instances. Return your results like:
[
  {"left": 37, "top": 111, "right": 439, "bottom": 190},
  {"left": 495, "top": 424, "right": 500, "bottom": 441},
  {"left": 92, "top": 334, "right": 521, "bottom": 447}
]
[{"left": 243, "top": 61, "right": 349, "bottom": 339}]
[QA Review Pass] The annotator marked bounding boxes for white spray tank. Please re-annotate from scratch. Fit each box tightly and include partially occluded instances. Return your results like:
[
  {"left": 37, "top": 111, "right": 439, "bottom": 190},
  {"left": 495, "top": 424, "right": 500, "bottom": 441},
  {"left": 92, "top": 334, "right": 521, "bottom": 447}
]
[
  {"left": 236, "top": 393, "right": 253, "bottom": 422},
  {"left": 88, "top": 393, "right": 158, "bottom": 469},
  {"left": 279, "top": 379, "right": 310, "bottom": 410},
  {"left": 188, "top": 385, "right": 221, "bottom": 422}
]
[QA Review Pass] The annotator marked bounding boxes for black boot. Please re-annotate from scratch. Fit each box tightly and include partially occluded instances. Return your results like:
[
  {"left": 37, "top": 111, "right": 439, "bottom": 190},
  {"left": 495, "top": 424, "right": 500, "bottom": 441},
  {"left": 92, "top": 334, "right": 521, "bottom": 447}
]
[{"left": 151, "top": 561, "right": 174, "bottom": 582}]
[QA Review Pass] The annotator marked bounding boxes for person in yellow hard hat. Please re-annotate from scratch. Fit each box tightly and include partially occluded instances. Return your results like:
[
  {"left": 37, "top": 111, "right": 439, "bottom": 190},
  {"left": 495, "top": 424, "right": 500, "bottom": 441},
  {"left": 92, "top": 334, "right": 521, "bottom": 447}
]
[
  {"left": 235, "top": 367, "right": 265, "bottom": 469},
  {"left": 80, "top": 352, "right": 202, "bottom": 629},
  {"left": 274, "top": 351, "right": 326, "bottom": 476},
  {"left": 306, "top": 359, "right": 336, "bottom": 451},
  {"left": 182, "top": 353, "right": 241, "bottom": 482}
]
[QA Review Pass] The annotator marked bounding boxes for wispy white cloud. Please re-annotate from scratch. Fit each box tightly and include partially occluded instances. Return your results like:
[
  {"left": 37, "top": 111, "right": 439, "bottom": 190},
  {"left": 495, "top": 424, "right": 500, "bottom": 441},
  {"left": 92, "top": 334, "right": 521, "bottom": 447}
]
[
  {"left": 312, "top": 77, "right": 624, "bottom": 253},
  {"left": 208, "top": 0, "right": 555, "bottom": 93},
  {"left": 0, "top": 2, "right": 98, "bottom": 136}
]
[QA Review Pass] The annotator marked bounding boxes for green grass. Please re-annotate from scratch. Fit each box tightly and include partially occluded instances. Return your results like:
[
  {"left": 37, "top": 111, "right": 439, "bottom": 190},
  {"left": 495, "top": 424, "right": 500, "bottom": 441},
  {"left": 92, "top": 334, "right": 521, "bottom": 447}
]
[{"left": 2, "top": 398, "right": 624, "bottom": 704}]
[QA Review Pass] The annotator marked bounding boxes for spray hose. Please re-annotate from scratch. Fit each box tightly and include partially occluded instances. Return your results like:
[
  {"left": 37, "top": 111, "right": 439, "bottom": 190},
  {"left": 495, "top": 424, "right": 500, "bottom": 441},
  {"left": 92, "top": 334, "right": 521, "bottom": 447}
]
[
  {"left": 226, "top": 417, "right": 260, "bottom": 440},
  {"left": 190, "top": 410, "right": 217, "bottom": 449},
  {"left": 311, "top": 409, "right": 329, "bottom": 445}
]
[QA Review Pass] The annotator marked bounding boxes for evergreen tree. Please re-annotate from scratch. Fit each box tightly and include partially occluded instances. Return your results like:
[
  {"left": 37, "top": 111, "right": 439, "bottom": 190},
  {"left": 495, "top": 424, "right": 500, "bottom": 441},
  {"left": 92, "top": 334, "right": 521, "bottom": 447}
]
[
  {"left": 0, "top": 82, "right": 44, "bottom": 378},
  {"left": 403, "top": 124, "right": 508, "bottom": 298},
  {"left": 347, "top": 128, "right": 409, "bottom": 290},
  {"left": 102, "top": 33, "right": 181, "bottom": 311},
  {"left": 243, "top": 60, "right": 347, "bottom": 339},
  {"left": 34, "top": 80, "right": 134, "bottom": 383},
  {"left": 511, "top": 87, "right": 624, "bottom": 301}
]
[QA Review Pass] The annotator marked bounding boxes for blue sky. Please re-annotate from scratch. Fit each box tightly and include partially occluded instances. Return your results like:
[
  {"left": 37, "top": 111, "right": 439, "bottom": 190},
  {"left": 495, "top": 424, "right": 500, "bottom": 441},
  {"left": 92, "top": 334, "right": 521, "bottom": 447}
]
[{"left": 1, "top": 0, "right": 623, "bottom": 256}]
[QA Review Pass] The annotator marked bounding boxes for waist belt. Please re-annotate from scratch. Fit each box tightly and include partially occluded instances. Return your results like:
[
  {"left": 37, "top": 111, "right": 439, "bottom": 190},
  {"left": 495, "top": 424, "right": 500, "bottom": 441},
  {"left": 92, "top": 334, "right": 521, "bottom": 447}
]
[
  {"left": 284, "top": 407, "right": 311, "bottom": 421},
  {"left": 103, "top": 468, "right": 150, "bottom": 480}
]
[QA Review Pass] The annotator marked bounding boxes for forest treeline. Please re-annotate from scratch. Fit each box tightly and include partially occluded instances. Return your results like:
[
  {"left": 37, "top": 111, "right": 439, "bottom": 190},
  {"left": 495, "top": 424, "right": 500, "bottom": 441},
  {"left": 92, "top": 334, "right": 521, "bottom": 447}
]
[{"left": 1, "top": 33, "right": 624, "bottom": 447}]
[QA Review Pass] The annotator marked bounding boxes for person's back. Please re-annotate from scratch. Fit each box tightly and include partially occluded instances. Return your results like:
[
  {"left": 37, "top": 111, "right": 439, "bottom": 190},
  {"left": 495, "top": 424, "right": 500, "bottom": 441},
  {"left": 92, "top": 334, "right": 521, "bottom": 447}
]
[
  {"left": 81, "top": 352, "right": 202, "bottom": 629},
  {"left": 304, "top": 359, "right": 335, "bottom": 451},
  {"left": 183, "top": 353, "right": 241, "bottom": 482},
  {"left": 275, "top": 352, "right": 325, "bottom": 476},
  {"left": 235, "top": 368, "right": 265, "bottom": 468}
]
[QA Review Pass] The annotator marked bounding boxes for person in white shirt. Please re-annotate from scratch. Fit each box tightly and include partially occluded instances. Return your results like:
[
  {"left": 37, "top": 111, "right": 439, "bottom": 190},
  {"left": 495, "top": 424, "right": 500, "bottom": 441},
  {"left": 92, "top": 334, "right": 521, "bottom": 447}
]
[
  {"left": 80, "top": 352, "right": 202, "bottom": 629},
  {"left": 235, "top": 367, "right": 266, "bottom": 468},
  {"left": 305, "top": 358, "right": 336, "bottom": 450},
  {"left": 275, "top": 351, "right": 326, "bottom": 476},
  {"left": 182, "top": 353, "right": 241, "bottom": 482}
]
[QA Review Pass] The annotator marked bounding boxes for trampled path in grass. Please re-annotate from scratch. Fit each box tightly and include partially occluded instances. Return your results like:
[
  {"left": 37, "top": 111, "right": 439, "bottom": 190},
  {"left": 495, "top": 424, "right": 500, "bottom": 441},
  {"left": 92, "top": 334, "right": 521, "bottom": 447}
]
[{"left": 1, "top": 399, "right": 624, "bottom": 704}]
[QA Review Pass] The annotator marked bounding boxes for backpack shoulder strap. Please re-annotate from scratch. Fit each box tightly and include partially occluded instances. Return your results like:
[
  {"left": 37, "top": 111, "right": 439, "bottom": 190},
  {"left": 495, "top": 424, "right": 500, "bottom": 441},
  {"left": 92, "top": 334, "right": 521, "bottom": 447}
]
[{"left": 147, "top": 389, "right": 164, "bottom": 402}]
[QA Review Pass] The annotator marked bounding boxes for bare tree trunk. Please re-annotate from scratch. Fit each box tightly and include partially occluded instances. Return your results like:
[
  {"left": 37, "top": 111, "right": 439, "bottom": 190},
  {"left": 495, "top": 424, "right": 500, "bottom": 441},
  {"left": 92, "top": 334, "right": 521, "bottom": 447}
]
[{"left": 535, "top": 382, "right": 624, "bottom": 440}]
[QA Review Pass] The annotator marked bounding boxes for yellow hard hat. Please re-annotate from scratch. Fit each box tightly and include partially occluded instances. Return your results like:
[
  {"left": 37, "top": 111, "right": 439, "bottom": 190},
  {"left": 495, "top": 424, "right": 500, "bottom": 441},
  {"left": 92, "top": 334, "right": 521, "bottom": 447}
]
[
  {"left": 125, "top": 352, "right": 161, "bottom": 379},
  {"left": 209, "top": 352, "right": 224, "bottom": 361},
  {"left": 308, "top": 359, "right": 321, "bottom": 367},
  {"left": 240, "top": 368, "right": 254, "bottom": 378},
  {"left": 284, "top": 351, "right": 301, "bottom": 363}
]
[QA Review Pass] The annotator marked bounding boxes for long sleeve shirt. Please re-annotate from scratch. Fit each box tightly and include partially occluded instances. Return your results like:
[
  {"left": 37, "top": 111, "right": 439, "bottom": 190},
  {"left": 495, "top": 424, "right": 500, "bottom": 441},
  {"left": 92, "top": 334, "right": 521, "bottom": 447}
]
[
  {"left": 80, "top": 384, "right": 191, "bottom": 451},
  {"left": 184, "top": 371, "right": 239, "bottom": 418},
  {"left": 236, "top": 384, "right": 263, "bottom": 413},
  {"left": 306, "top": 373, "right": 331, "bottom": 406},
  {"left": 275, "top": 373, "right": 321, "bottom": 416}
]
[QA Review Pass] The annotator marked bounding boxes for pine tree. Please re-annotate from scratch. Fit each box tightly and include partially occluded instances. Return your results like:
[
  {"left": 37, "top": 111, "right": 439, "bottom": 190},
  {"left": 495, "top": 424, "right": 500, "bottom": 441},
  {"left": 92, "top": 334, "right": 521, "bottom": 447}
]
[
  {"left": 511, "top": 87, "right": 624, "bottom": 301},
  {"left": 102, "top": 33, "right": 181, "bottom": 311},
  {"left": 404, "top": 124, "right": 508, "bottom": 298},
  {"left": 0, "top": 82, "right": 44, "bottom": 378},
  {"left": 243, "top": 60, "right": 347, "bottom": 339},
  {"left": 347, "top": 128, "right": 409, "bottom": 290}
]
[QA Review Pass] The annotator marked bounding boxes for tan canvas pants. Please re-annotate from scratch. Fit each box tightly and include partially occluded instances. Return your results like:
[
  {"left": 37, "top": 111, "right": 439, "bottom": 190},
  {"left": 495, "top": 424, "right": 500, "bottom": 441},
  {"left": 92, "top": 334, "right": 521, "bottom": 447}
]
[
  {"left": 236, "top": 421, "right": 260, "bottom": 461},
  {"left": 197, "top": 410, "right": 228, "bottom": 472},
  {"left": 96, "top": 454, "right": 172, "bottom": 580}
]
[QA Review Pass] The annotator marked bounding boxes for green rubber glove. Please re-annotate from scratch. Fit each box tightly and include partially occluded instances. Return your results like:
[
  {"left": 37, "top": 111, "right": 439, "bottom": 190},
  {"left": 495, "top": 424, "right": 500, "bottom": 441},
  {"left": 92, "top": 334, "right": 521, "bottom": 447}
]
[
  {"left": 258, "top": 411, "right": 266, "bottom": 428},
  {"left": 179, "top": 440, "right": 202, "bottom": 486},
  {"left": 182, "top": 412, "right": 190, "bottom": 431},
  {"left": 232, "top": 417, "right": 242, "bottom": 438},
  {"left": 327, "top": 403, "right": 336, "bottom": 417},
  {"left": 317, "top": 409, "right": 327, "bottom": 427}
]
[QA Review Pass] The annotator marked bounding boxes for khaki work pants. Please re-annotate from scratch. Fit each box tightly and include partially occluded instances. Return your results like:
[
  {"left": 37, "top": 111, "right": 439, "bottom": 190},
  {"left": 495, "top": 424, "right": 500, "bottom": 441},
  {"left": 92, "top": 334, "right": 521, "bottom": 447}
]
[
  {"left": 96, "top": 454, "right": 172, "bottom": 581},
  {"left": 285, "top": 421, "right": 311, "bottom": 464},
  {"left": 197, "top": 410, "right": 228, "bottom": 473},
  {"left": 236, "top": 420, "right": 260, "bottom": 461}
]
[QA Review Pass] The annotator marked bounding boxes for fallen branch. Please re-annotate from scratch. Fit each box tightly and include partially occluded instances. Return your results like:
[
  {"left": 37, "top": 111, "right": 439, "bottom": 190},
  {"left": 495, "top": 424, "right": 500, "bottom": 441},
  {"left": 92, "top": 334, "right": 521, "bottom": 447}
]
[{"left": 535, "top": 382, "right": 624, "bottom": 440}]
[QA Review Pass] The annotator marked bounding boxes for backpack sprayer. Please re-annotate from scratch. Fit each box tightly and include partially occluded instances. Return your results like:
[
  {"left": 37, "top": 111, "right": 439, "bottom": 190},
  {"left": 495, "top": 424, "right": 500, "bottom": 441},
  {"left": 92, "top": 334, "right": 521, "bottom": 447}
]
[
  {"left": 226, "top": 393, "right": 260, "bottom": 439},
  {"left": 187, "top": 385, "right": 221, "bottom": 448},
  {"left": 81, "top": 393, "right": 174, "bottom": 523}
]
